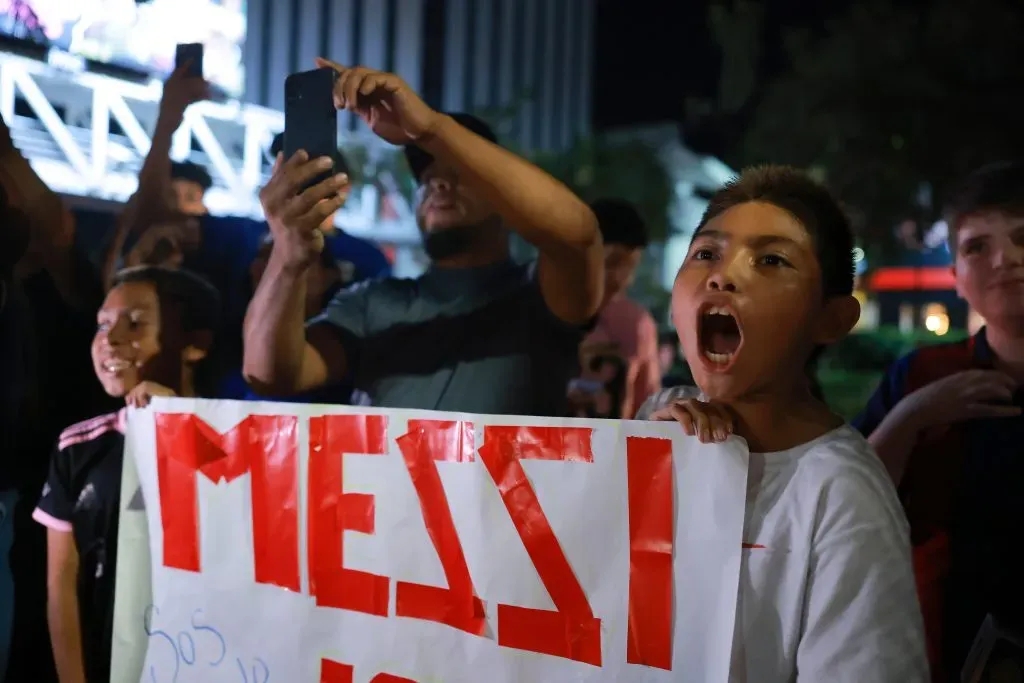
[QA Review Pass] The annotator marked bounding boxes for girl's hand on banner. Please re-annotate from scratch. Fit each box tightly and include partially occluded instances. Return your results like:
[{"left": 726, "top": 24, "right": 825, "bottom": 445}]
[{"left": 127, "top": 381, "right": 177, "bottom": 408}]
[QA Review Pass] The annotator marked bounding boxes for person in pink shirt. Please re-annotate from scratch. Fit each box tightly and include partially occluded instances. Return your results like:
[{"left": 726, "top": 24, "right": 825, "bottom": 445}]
[{"left": 582, "top": 199, "right": 661, "bottom": 418}]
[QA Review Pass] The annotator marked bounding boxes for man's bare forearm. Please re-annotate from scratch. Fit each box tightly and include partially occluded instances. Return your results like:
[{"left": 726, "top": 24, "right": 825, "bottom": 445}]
[
  {"left": 0, "top": 145, "right": 62, "bottom": 245},
  {"left": 419, "top": 115, "right": 599, "bottom": 253},
  {"left": 139, "top": 117, "right": 176, "bottom": 185},
  {"left": 101, "top": 208, "right": 135, "bottom": 291},
  {"left": 47, "top": 587, "right": 86, "bottom": 683},
  {"left": 242, "top": 253, "right": 311, "bottom": 393},
  {"left": 129, "top": 117, "right": 178, "bottom": 227}
]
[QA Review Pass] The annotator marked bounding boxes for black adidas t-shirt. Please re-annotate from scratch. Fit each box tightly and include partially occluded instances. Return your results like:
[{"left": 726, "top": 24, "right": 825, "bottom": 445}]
[{"left": 34, "top": 409, "right": 126, "bottom": 683}]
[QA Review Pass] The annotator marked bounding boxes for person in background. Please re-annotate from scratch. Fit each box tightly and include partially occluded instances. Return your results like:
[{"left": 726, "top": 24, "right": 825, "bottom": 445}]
[
  {"left": 853, "top": 161, "right": 1024, "bottom": 682},
  {"left": 217, "top": 232, "right": 365, "bottom": 404},
  {"left": 249, "top": 233, "right": 347, "bottom": 324},
  {"left": 111, "top": 61, "right": 262, "bottom": 314},
  {"left": 267, "top": 132, "right": 392, "bottom": 286},
  {"left": 567, "top": 354, "right": 628, "bottom": 419},
  {"left": 118, "top": 69, "right": 388, "bottom": 291},
  {"left": 34, "top": 266, "right": 219, "bottom": 683},
  {"left": 209, "top": 136, "right": 389, "bottom": 401},
  {"left": 0, "top": 180, "right": 31, "bottom": 683},
  {"left": 109, "top": 66, "right": 390, "bottom": 400},
  {"left": 657, "top": 329, "right": 694, "bottom": 387},
  {"left": 657, "top": 330, "right": 678, "bottom": 377},
  {"left": 581, "top": 199, "right": 660, "bottom": 418},
  {"left": 244, "top": 60, "right": 603, "bottom": 415},
  {"left": 645, "top": 165, "right": 927, "bottom": 681},
  {"left": 102, "top": 63, "right": 249, "bottom": 296},
  {"left": 122, "top": 64, "right": 209, "bottom": 229},
  {"left": 0, "top": 114, "right": 111, "bottom": 683},
  {"left": 169, "top": 160, "right": 212, "bottom": 217}
]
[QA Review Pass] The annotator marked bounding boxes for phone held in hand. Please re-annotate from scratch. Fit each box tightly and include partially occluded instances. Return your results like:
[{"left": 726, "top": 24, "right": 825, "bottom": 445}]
[
  {"left": 175, "top": 43, "right": 204, "bottom": 79},
  {"left": 283, "top": 67, "right": 338, "bottom": 191}
]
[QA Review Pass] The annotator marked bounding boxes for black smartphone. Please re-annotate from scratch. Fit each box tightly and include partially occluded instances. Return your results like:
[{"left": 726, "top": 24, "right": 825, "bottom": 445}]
[
  {"left": 283, "top": 67, "right": 338, "bottom": 190},
  {"left": 175, "top": 43, "right": 204, "bottom": 78}
]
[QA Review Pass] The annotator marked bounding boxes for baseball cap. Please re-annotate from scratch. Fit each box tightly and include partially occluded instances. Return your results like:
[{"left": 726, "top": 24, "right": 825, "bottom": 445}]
[{"left": 403, "top": 113, "right": 498, "bottom": 183}]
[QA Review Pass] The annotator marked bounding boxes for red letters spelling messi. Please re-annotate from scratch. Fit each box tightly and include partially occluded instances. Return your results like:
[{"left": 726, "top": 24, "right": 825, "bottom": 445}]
[{"left": 152, "top": 412, "right": 675, "bottom": 676}]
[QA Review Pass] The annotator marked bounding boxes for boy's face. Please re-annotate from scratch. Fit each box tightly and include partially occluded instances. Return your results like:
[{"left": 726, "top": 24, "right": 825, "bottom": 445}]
[
  {"left": 169, "top": 179, "right": 207, "bottom": 217},
  {"left": 671, "top": 201, "right": 856, "bottom": 401},
  {"left": 91, "top": 281, "right": 186, "bottom": 397},
  {"left": 953, "top": 211, "right": 1024, "bottom": 327}
]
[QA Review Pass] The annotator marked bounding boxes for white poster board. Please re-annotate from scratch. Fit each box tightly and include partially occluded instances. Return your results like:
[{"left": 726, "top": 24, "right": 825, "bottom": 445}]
[{"left": 111, "top": 398, "right": 748, "bottom": 682}]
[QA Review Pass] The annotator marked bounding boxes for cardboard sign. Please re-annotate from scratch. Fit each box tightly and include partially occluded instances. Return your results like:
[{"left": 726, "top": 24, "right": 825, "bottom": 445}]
[{"left": 111, "top": 399, "right": 748, "bottom": 682}]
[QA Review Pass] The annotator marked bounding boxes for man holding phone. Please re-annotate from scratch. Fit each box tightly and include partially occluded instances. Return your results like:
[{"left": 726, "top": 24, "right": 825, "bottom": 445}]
[{"left": 243, "top": 60, "right": 604, "bottom": 415}]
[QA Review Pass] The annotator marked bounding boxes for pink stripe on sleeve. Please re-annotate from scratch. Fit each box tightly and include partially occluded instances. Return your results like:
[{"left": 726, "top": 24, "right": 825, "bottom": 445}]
[
  {"left": 58, "top": 420, "right": 118, "bottom": 452},
  {"left": 59, "top": 412, "right": 116, "bottom": 440},
  {"left": 57, "top": 410, "right": 125, "bottom": 451},
  {"left": 33, "top": 508, "right": 73, "bottom": 532}
]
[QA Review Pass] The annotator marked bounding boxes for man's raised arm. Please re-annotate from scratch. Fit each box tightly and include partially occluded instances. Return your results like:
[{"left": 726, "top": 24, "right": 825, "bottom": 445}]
[
  {"left": 317, "top": 58, "right": 604, "bottom": 325},
  {"left": 0, "top": 115, "right": 100, "bottom": 312},
  {"left": 127, "top": 66, "right": 208, "bottom": 229}
]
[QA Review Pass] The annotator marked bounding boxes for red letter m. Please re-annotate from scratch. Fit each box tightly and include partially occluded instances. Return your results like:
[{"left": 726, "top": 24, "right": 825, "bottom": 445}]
[{"left": 154, "top": 413, "right": 300, "bottom": 592}]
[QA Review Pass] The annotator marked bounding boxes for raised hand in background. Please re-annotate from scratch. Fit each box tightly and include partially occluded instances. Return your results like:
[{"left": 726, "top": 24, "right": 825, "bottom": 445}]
[{"left": 156, "top": 63, "right": 211, "bottom": 133}]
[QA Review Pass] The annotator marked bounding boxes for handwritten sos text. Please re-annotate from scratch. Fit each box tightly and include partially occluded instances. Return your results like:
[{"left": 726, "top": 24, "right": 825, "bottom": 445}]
[{"left": 143, "top": 606, "right": 268, "bottom": 683}]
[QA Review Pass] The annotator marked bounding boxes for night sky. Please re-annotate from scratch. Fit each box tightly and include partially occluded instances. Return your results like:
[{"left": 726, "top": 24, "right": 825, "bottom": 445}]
[{"left": 591, "top": 0, "right": 856, "bottom": 155}]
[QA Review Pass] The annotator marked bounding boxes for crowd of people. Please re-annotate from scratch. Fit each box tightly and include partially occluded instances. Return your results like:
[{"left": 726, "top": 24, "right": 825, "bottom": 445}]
[{"left": 0, "top": 57, "right": 1021, "bottom": 683}]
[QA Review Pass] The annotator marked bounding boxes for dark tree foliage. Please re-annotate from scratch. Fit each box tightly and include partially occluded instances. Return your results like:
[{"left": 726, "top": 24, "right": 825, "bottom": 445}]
[
  {"left": 700, "top": 0, "right": 1024, "bottom": 257},
  {"left": 532, "top": 137, "right": 675, "bottom": 244},
  {"left": 477, "top": 96, "right": 675, "bottom": 244}
]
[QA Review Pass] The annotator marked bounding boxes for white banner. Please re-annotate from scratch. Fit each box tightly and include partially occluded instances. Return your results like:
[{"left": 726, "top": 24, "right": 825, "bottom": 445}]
[{"left": 111, "top": 398, "right": 748, "bottom": 683}]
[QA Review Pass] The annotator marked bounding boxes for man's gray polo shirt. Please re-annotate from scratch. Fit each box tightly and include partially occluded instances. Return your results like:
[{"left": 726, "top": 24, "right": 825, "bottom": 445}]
[{"left": 309, "top": 260, "right": 585, "bottom": 416}]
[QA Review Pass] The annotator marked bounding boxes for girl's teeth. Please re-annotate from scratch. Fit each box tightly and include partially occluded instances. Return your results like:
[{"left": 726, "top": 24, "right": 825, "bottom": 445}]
[{"left": 704, "top": 351, "right": 733, "bottom": 365}]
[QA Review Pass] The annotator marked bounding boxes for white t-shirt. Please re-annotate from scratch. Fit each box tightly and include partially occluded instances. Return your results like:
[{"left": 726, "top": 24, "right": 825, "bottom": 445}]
[
  {"left": 731, "top": 424, "right": 928, "bottom": 681},
  {"left": 641, "top": 389, "right": 929, "bottom": 682}
]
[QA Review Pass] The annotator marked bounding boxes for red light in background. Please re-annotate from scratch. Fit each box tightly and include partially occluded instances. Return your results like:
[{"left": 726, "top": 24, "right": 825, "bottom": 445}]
[{"left": 868, "top": 267, "right": 955, "bottom": 291}]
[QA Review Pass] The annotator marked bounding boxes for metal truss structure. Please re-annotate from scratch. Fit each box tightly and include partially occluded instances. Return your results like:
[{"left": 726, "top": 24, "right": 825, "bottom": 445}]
[{"left": 0, "top": 51, "right": 419, "bottom": 243}]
